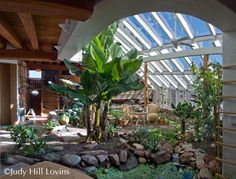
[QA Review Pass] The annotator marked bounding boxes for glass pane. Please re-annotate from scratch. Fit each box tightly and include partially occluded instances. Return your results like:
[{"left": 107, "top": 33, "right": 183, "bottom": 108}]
[
  {"left": 198, "top": 40, "right": 214, "bottom": 48},
  {"left": 128, "top": 16, "right": 158, "bottom": 47},
  {"left": 183, "top": 15, "right": 211, "bottom": 37},
  {"left": 159, "top": 12, "right": 188, "bottom": 38},
  {"left": 178, "top": 57, "right": 190, "bottom": 70},
  {"left": 209, "top": 54, "right": 223, "bottom": 64},
  {"left": 142, "top": 13, "right": 171, "bottom": 44}
]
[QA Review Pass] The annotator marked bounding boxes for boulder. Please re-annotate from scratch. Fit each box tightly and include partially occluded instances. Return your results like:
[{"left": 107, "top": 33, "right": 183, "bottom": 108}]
[
  {"left": 82, "top": 143, "right": 98, "bottom": 150},
  {"left": 44, "top": 152, "right": 61, "bottom": 163},
  {"left": 119, "top": 154, "right": 138, "bottom": 171},
  {"left": 151, "top": 150, "right": 171, "bottom": 164},
  {"left": 160, "top": 143, "right": 174, "bottom": 155},
  {"left": 132, "top": 143, "right": 144, "bottom": 150},
  {"left": 81, "top": 155, "right": 98, "bottom": 166},
  {"left": 181, "top": 143, "right": 193, "bottom": 152},
  {"left": 134, "top": 150, "right": 145, "bottom": 157},
  {"left": 96, "top": 154, "right": 108, "bottom": 163},
  {"left": 109, "top": 154, "right": 120, "bottom": 166},
  {"left": 5, "top": 156, "right": 20, "bottom": 165},
  {"left": 119, "top": 138, "right": 128, "bottom": 144},
  {"left": 208, "top": 160, "right": 217, "bottom": 174},
  {"left": 61, "top": 154, "right": 81, "bottom": 167},
  {"left": 79, "top": 150, "right": 107, "bottom": 156},
  {"left": 144, "top": 150, "right": 151, "bottom": 158},
  {"left": 83, "top": 166, "right": 97, "bottom": 176},
  {"left": 53, "top": 146, "right": 64, "bottom": 152},
  {"left": 101, "top": 161, "right": 111, "bottom": 168},
  {"left": 48, "top": 111, "right": 58, "bottom": 120},
  {"left": 13, "top": 155, "right": 37, "bottom": 165},
  {"left": 119, "top": 150, "right": 128, "bottom": 163},
  {"left": 198, "top": 168, "right": 212, "bottom": 179},
  {"left": 0, "top": 162, "right": 30, "bottom": 176},
  {"left": 180, "top": 152, "right": 194, "bottom": 164},
  {"left": 138, "top": 157, "right": 147, "bottom": 164}
]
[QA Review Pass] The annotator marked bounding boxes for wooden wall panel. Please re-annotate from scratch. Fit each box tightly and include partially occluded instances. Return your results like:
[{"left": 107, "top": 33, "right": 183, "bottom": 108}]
[
  {"left": 10, "top": 64, "right": 17, "bottom": 124},
  {"left": 0, "top": 63, "right": 10, "bottom": 125}
]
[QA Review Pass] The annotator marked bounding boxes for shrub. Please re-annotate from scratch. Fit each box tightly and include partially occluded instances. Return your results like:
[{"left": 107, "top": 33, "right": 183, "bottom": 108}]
[
  {"left": 22, "top": 139, "right": 47, "bottom": 157},
  {"left": 8, "top": 125, "right": 38, "bottom": 148},
  {"left": 66, "top": 103, "right": 82, "bottom": 126},
  {"left": 43, "top": 120, "right": 58, "bottom": 131}
]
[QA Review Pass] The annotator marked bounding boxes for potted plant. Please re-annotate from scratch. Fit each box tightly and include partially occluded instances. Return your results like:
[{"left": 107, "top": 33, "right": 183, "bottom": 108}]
[
  {"left": 110, "top": 109, "right": 129, "bottom": 126},
  {"left": 158, "top": 111, "right": 166, "bottom": 125}
]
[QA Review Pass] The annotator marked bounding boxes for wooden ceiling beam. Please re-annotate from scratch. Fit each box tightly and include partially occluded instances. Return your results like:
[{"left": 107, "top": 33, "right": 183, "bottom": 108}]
[
  {"left": 27, "top": 62, "right": 68, "bottom": 71},
  {"left": 18, "top": 12, "right": 38, "bottom": 50},
  {"left": 0, "top": 49, "right": 56, "bottom": 62},
  {"left": 0, "top": 0, "right": 95, "bottom": 21},
  {"left": 0, "top": 35, "right": 5, "bottom": 49},
  {"left": 0, "top": 16, "right": 22, "bottom": 49}
]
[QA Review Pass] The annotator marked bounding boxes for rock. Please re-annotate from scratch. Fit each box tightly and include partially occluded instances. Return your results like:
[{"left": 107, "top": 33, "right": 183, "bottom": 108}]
[
  {"left": 61, "top": 154, "right": 81, "bottom": 167},
  {"left": 181, "top": 143, "right": 193, "bottom": 152},
  {"left": 101, "top": 161, "right": 111, "bottom": 168},
  {"left": 119, "top": 154, "right": 138, "bottom": 171},
  {"left": 208, "top": 160, "right": 217, "bottom": 174},
  {"left": 172, "top": 153, "right": 180, "bottom": 163},
  {"left": 138, "top": 157, "right": 147, "bottom": 164},
  {"left": 109, "top": 154, "right": 120, "bottom": 166},
  {"left": 80, "top": 161, "right": 87, "bottom": 168},
  {"left": 5, "top": 156, "right": 20, "bottom": 165},
  {"left": 196, "top": 158, "right": 205, "bottom": 169},
  {"left": 81, "top": 155, "right": 98, "bottom": 166},
  {"left": 180, "top": 152, "right": 194, "bottom": 164},
  {"left": 132, "top": 143, "right": 144, "bottom": 150},
  {"left": 79, "top": 150, "right": 107, "bottom": 156},
  {"left": 82, "top": 143, "right": 98, "bottom": 150},
  {"left": 119, "top": 138, "right": 127, "bottom": 144},
  {"left": 13, "top": 155, "right": 37, "bottom": 165},
  {"left": 134, "top": 150, "right": 145, "bottom": 157},
  {"left": 198, "top": 168, "right": 212, "bottom": 179},
  {"left": 151, "top": 150, "right": 171, "bottom": 164},
  {"left": 160, "top": 143, "right": 174, "bottom": 154},
  {"left": 53, "top": 146, "right": 64, "bottom": 151},
  {"left": 96, "top": 154, "right": 108, "bottom": 163},
  {"left": 83, "top": 166, "right": 97, "bottom": 176},
  {"left": 44, "top": 152, "right": 61, "bottom": 162},
  {"left": 119, "top": 150, "right": 128, "bottom": 163},
  {"left": 144, "top": 150, "right": 151, "bottom": 158},
  {"left": 48, "top": 111, "right": 58, "bottom": 120},
  {"left": 129, "top": 136, "right": 136, "bottom": 143},
  {"left": 0, "top": 162, "right": 30, "bottom": 176}
]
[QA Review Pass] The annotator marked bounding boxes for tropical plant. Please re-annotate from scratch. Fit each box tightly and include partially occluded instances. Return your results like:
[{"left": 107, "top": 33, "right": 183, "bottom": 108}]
[
  {"left": 49, "top": 22, "right": 143, "bottom": 141},
  {"left": 171, "top": 101, "right": 195, "bottom": 135},
  {"left": 191, "top": 63, "right": 222, "bottom": 140},
  {"left": 66, "top": 103, "right": 83, "bottom": 126},
  {"left": 58, "top": 113, "right": 70, "bottom": 125},
  {"left": 43, "top": 120, "right": 59, "bottom": 131},
  {"left": 22, "top": 139, "right": 47, "bottom": 157},
  {"left": 8, "top": 125, "right": 38, "bottom": 148}
]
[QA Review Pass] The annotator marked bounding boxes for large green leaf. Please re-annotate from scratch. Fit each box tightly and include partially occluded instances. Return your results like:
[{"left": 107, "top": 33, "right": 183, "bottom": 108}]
[
  {"left": 63, "top": 59, "right": 81, "bottom": 76},
  {"left": 90, "top": 42, "right": 106, "bottom": 73},
  {"left": 81, "top": 53, "right": 96, "bottom": 73},
  {"left": 109, "top": 43, "right": 123, "bottom": 59}
]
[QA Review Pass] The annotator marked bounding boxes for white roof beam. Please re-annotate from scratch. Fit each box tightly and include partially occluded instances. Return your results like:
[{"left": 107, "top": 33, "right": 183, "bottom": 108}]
[
  {"left": 144, "top": 47, "right": 222, "bottom": 62},
  {"left": 173, "top": 75, "right": 187, "bottom": 89}
]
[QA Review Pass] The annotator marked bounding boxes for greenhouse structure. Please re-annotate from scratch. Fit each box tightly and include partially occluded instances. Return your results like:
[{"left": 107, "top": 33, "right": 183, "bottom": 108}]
[{"left": 0, "top": 0, "right": 235, "bottom": 179}]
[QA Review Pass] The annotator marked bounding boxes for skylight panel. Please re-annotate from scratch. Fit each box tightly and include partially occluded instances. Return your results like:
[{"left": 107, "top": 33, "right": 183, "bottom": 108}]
[
  {"left": 134, "top": 15, "right": 162, "bottom": 45},
  {"left": 209, "top": 54, "right": 223, "bottom": 64},
  {"left": 122, "top": 20, "right": 152, "bottom": 49},
  {"left": 174, "top": 75, "right": 187, "bottom": 89},
  {"left": 117, "top": 28, "right": 142, "bottom": 51},
  {"left": 129, "top": 16, "right": 157, "bottom": 47},
  {"left": 142, "top": 13, "right": 171, "bottom": 44},
  {"left": 150, "top": 61, "right": 163, "bottom": 73},
  {"left": 176, "top": 13, "right": 194, "bottom": 39},
  {"left": 183, "top": 15, "right": 211, "bottom": 37},
  {"left": 214, "top": 40, "right": 221, "bottom": 47},
  {"left": 114, "top": 35, "right": 130, "bottom": 52},
  {"left": 155, "top": 75, "right": 169, "bottom": 88},
  {"left": 184, "top": 75, "right": 193, "bottom": 85},
  {"left": 149, "top": 75, "right": 162, "bottom": 87},
  {"left": 164, "top": 75, "right": 178, "bottom": 89}
]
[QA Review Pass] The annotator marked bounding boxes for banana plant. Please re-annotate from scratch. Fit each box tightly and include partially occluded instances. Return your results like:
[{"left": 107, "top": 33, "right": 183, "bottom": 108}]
[
  {"left": 171, "top": 101, "right": 195, "bottom": 135},
  {"left": 49, "top": 22, "right": 143, "bottom": 141}
]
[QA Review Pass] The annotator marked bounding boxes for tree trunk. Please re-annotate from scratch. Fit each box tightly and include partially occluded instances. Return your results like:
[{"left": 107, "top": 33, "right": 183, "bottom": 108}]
[
  {"left": 84, "top": 105, "right": 91, "bottom": 141},
  {"left": 94, "top": 102, "right": 102, "bottom": 141},
  {"left": 181, "top": 119, "right": 185, "bottom": 135},
  {"left": 101, "top": 101, "right": 109, "bottom": 132}
]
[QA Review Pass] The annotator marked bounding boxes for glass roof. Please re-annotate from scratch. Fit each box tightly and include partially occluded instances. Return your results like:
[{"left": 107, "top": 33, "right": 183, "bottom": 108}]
[{"left": 115, "top": 11, "right": 223, "bottom": 90}]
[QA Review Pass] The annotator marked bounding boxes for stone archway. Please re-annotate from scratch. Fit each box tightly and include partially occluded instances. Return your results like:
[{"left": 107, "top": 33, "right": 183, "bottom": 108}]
[{"left": 58, "top": 1, "right": 236, "bottom": 177}]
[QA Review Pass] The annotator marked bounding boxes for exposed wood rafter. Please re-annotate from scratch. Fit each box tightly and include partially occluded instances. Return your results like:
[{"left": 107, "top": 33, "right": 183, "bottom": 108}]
[
  {"left": 27, "top": 63, "right": 68, "bottom": 71},
  {"left": 0, "top": 0, "right": 94, "bottom": 21},
  {"left": 18, "top": 12, "right": 38, "bottom": 50},
  {"left": 0, "top": 49, "right": 56, "bottom": 61},
  {"left": 0, "top": 16, "right": 22, "bottom": 49}
]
